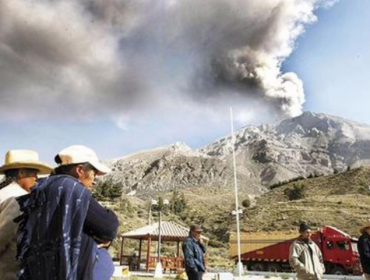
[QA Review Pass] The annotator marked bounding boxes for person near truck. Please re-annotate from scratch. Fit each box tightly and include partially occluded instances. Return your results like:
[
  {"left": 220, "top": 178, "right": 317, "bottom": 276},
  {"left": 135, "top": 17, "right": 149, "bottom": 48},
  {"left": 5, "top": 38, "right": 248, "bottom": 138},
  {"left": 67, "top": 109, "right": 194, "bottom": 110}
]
[
  {"left": 182, "top": 225, "right": 207, "bottom": 280},
  {"left": 289, "top": 223, "right": 325, "bottom": 280},
  {"left": 358, "top": 222, "right": 370, "bottom": 280}
]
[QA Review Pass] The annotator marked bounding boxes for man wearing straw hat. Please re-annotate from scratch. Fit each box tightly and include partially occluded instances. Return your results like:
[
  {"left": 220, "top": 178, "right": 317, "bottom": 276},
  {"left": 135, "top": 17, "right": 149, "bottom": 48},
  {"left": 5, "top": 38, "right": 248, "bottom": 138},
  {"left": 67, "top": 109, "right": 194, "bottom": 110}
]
[
  {"left": 16, "top": 145, "right": 118, "bottom": 280},
  {"left": 358, "top": 222, "right": 370, "bottom": 280},
  {"left": 0, "top": 150, "right": 52, "bottom": 280}
]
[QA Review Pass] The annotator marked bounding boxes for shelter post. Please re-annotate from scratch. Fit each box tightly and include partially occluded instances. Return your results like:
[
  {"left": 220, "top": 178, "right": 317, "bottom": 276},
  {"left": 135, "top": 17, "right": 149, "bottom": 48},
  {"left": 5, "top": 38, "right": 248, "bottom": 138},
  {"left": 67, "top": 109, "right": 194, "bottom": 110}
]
[
  {"left": 146, "top": 236, "right": 151, "bottom": 273},
  {"left": 120, "top": 237, "right": 125, "bottom": 265},
  {"left": 138, "top": 238, "right": 143, "bottom": 270}
]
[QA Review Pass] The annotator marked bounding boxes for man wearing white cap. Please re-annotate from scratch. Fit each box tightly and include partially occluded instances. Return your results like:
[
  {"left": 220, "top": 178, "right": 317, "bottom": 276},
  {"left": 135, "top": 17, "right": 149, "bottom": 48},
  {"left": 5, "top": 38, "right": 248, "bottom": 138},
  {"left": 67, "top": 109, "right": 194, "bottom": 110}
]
[
  {"left": 16, "top": 145, "right": 118, "bottom": 280},
  {"left": 0, "top": 150, "right": 52, "bottom": 280}
]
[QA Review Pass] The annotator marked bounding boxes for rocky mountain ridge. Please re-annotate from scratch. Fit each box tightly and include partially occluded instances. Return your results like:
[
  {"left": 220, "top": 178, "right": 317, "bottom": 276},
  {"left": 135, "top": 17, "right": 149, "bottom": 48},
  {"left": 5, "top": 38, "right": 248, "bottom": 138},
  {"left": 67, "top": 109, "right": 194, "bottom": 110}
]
[
  {"left": 103, "top": 142, "right": 264, "bottom": 197},
  {"left": 200, "top": 111, "right": 370, "bottom": 186},
  {"left": 103, "top": 112, "right": 370, "bottom": 196}
]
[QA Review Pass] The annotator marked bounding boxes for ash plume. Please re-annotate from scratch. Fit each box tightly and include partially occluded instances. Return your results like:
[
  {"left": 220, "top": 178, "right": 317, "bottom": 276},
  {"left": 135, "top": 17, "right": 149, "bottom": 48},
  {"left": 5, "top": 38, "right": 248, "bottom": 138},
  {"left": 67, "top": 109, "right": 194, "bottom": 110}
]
[{"left": 0, "top": 0, "right": 335, "bottom": 123}]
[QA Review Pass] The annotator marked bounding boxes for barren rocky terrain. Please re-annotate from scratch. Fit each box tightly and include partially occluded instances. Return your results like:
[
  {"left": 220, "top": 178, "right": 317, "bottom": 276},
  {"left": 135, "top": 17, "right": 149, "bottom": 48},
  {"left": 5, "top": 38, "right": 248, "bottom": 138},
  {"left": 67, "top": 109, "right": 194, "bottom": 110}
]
[
  {"left": 103, "top": 112, "right": 370, "bottom": 198},
  {"left": 100, "top": 112, "right": 370, "bottom": 268}
]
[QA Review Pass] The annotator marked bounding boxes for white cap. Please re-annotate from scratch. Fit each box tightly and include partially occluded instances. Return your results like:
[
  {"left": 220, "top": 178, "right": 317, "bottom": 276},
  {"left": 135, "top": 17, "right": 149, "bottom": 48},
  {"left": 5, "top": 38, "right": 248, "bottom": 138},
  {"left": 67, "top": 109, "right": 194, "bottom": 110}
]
[{"left": 55, "top": 145, "right": 111, "bottom": 175}]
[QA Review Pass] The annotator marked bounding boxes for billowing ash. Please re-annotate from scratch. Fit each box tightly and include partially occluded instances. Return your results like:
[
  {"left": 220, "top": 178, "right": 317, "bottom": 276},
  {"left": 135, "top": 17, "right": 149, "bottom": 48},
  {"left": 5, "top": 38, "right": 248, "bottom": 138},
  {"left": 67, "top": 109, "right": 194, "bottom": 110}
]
[{"left": 0, "top": 0, "right": 335, "bottom": 123}]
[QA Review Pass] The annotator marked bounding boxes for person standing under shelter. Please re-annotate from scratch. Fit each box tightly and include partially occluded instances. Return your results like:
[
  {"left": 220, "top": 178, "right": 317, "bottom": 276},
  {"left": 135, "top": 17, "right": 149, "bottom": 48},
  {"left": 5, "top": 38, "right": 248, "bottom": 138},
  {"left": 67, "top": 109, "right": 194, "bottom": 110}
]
[
  {"left": 289, "top": 223, "right": 325, "bottom": 280},
  {"left": 182, "top": 225, "right": 207, "bottom": 280},
  {"left": 0, "top": 150, "right": 52, "bottom": 280},
  {"left": 358, "top": 222, "right": 370, "bottom": 280},
  {"left": 16, "top": 145, "right": 119, "bottom": 280}
]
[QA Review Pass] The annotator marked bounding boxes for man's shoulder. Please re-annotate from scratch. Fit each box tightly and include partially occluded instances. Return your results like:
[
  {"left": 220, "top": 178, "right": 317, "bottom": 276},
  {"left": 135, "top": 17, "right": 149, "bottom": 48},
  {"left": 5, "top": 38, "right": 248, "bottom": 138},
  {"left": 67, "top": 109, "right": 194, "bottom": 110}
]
[
  {"left": 359, "top": 234, "right": 370, "bottom": 242},
  {"left": 0, "top": 195, "right": 19, "bottom": 211},
  {"left": 0, "top": 182, "right": 27, "bottom": 202},
  {"left": 310, "top": 240, "right": 321, "bottom": 250},
  {"left": 291, "top": 238, "right": 300, "bottom": 244},
  {"left": 183, "top": 236, "right": 191, "bottom": 242},
  {"left": 183, "top": 236, "right": 194, "bottom": 245},
  {"left": 291, "top": 238, "right": 304, "bottom": 247},
  {"left": 38, "top": 175, "right": 90, "bottom": 197},
  {"left": 41, "top": 175, "right": 81, "bottom": 188}
]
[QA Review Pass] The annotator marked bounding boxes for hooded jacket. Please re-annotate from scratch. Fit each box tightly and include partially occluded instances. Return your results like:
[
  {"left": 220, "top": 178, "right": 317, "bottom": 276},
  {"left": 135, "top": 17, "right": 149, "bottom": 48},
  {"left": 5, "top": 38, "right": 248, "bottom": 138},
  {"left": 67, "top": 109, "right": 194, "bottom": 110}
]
[{"left": 289, "top": 237, "right": 325, "bottom": 280}]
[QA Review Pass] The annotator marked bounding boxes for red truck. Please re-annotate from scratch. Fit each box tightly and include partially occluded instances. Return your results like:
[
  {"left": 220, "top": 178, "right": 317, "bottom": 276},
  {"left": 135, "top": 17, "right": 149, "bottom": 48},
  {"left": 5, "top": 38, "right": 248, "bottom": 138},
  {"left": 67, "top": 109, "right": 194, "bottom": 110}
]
[{"left": 229, "top": 226, "right": 361, "bottom": 275}]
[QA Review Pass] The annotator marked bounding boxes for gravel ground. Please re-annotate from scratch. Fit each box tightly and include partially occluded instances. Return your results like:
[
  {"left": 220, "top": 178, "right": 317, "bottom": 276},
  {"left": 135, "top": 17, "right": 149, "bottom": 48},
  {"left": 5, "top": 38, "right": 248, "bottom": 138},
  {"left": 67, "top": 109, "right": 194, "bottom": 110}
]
[{"left": 113, "top": 266, "right": 362, "bottom": 280}]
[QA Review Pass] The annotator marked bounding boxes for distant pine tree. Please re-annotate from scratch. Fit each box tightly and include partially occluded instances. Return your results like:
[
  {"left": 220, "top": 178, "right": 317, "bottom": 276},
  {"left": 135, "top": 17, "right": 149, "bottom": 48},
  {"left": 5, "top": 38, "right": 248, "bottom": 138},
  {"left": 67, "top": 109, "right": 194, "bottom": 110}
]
[
  {"left": 169, "top": 188, "right": 187, "bottom": 214},
  {"left": 92, "top": 179, "right": 123, "bottom": 201},
  {"left": 284, "top": 183, "right": 306, "bottom": 200}
]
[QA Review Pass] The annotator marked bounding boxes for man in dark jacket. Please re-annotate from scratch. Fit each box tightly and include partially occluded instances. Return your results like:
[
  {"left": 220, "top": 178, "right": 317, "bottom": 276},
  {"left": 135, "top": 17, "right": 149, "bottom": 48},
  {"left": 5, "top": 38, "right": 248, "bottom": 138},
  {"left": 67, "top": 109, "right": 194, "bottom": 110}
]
[
  {"left": 16, "top": 145, "right": 119, "bottom": 280},
  {"left": 358, "top": 222, "right": 370, "bottom": 280},
  {"left": 182, "top": 225, "right": 206, "bottom": 280}
]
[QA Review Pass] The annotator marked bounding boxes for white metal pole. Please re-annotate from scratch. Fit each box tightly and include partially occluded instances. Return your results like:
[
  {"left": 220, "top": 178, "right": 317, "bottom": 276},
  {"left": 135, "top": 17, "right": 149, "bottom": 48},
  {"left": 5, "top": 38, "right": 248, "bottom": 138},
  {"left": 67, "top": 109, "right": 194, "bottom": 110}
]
[
  {"left": 158, "top": 210, "right": 162, "bottom": 260},
  {"left": 230, "top": 107, "right": 244, "bottom": 277},
  {"left": 154, "top": 209, "right": 163, "bottom": 278},
  {"left": 148, "top": 204, "right": 152, "bottom": 225}
]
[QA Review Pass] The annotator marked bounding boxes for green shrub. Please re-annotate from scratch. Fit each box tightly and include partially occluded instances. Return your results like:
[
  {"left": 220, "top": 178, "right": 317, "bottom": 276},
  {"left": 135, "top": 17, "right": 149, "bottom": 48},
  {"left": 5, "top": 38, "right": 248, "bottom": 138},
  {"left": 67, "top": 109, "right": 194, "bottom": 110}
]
[
  {"left": 284, "top": 183, "right": 306, "bottom": 200},
  {"left": 169, "top": 189, "right": 188, "bottom": 214},
  {"left": 92, "top": 179, "right": 123, "bottom": 201},
  {"left": 270, "top": 176, "right": 305, "bottom": 189},
  {"left": 242, "top": 198, "right": 251, "bottom": 208}
]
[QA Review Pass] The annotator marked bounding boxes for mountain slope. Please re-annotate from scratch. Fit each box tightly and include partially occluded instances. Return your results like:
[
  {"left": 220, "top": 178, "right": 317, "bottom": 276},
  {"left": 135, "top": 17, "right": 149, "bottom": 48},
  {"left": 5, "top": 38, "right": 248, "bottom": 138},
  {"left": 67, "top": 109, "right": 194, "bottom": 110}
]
[
  {"left": 107, "top": 165, "right": 370, "bottom": 264},
  {"left": 103, "top": 142, "right": 265, "bottom": 197},
  {"left": 200, "top": 111, "right": 370, "bottom": 186},
  {"left": 241, "top": 166, "right": 370, "bottom": 237},
  {"left": 102, "top": 112, "right": 370, "bottom": 197}
]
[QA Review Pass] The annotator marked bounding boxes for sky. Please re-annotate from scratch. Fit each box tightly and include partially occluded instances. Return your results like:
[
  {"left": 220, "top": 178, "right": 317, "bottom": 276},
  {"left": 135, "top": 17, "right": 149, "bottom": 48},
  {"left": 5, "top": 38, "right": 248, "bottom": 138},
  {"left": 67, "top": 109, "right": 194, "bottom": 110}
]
[
  {"left": 0, "top": 0, "right": 369, "bottom": 164},
  {"left": 284, "top": 0, "right": 370, "bottom": 121}
]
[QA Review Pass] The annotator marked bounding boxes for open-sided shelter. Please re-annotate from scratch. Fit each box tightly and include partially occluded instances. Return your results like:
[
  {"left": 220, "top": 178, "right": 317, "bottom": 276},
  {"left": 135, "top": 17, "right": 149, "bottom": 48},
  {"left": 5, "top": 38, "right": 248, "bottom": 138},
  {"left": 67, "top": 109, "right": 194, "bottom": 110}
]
[{"left": 120, "top": 221, "right": 209, "bottom": 272}]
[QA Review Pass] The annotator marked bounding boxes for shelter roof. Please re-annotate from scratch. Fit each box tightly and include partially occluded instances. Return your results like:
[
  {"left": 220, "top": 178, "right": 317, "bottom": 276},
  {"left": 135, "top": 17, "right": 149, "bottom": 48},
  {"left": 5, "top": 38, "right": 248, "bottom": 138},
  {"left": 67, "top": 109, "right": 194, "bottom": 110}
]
[{"left": 121, "top": 221, "right": 209, "bottom": 242}]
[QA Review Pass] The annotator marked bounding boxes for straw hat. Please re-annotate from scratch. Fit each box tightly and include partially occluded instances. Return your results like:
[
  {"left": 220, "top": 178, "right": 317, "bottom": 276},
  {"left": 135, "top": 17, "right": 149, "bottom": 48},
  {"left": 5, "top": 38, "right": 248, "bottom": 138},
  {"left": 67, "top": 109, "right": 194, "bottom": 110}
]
[
  {"left": 359, "top": 221, "right": 370, "bottom": 234},
  {"left": 0, "top": 150, "right": 52, "bottom": 174}
]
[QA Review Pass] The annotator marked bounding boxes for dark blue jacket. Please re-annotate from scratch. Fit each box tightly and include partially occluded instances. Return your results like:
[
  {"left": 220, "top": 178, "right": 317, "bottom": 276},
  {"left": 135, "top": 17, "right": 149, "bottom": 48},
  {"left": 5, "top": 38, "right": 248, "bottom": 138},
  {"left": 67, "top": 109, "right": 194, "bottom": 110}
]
[
  {"left": 16, "top": 175, "right": 118, "bottom": 280},
  {"left": 182, "top": 236, "right": 206, "bottom": 272},
  {"left": 358, "top": 232, "right": 370, "bottom": 274}
]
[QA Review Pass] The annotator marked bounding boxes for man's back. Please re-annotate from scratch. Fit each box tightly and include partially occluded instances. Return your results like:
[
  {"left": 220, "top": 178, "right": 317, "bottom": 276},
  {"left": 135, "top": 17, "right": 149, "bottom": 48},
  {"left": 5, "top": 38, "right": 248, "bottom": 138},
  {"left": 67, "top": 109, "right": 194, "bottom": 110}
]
[{"left": 17, "top": 175, "right": 92, "bottom": 280}]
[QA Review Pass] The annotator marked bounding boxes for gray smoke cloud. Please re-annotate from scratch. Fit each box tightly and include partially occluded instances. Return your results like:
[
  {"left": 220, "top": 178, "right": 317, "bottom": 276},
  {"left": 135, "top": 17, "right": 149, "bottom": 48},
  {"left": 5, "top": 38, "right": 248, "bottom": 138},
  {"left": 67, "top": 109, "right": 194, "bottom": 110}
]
[{"left": 0, "top": 0, "right": 335, "bottom": 124}]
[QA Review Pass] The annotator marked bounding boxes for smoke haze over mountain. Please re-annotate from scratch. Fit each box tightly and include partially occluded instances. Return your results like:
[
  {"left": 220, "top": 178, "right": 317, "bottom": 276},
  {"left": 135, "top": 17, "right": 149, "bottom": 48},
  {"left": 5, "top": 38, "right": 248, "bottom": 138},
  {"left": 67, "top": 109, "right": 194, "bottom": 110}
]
[{"left": 0, "top": 0, "right": 336, "bottom": 125}]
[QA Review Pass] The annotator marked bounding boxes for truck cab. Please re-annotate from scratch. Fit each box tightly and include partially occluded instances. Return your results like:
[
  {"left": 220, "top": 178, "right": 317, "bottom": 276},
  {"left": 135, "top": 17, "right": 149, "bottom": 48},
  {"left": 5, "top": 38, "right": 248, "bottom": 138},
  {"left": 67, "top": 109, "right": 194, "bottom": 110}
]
[
  {"left": 230, "top": 225, "right": 361, "bottom": 275},
  {"left": 316, "top": 226, "right": 361, "bottom": 275}
]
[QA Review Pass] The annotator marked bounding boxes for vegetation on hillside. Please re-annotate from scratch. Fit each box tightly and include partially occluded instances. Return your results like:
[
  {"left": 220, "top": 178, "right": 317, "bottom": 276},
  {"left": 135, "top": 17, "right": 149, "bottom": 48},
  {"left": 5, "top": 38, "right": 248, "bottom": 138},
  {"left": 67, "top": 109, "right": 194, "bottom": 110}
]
[
  {"left": 100, "top": 166, "right": 370, "bottom": 269},
  {"left": 243, "top": 166, "right": 370, "bottom": 236},
  {"left": 284, "top": 183, "right": 306, "bottom": 200},
  {"left": 93, "top": 179, "right": 123, "bottom": 201}
]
